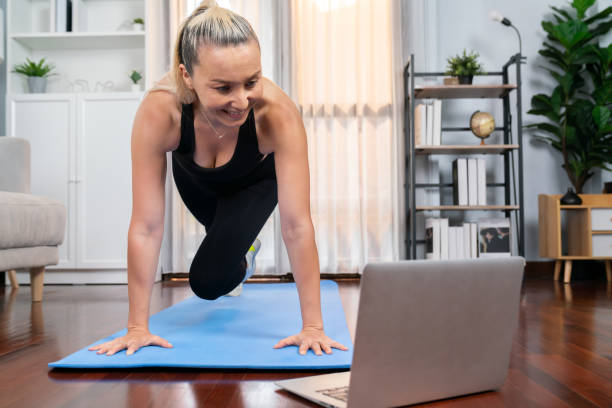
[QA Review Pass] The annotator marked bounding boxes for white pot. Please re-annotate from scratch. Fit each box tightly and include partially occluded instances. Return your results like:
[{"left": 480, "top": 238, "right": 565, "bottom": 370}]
[
  {"left": 132, "top": 23, "right": 144, "bottom": 32},
  {"left": 27, "top": 77, "right": 47, "bottom": 93},
  {"left": 131, "top": 83, "right": 141, "bottom": 92}
]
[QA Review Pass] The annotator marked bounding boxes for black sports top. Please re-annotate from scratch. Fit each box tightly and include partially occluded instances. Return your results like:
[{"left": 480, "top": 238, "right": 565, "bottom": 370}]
[{"left": 172, "top": 103, "right": 276, "bottom": 198}]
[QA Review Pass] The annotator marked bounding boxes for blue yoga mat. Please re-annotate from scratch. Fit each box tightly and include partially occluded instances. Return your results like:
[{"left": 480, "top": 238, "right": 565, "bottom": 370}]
[{"left": 49, "top": 280, "right": 353, "bottom": 369}]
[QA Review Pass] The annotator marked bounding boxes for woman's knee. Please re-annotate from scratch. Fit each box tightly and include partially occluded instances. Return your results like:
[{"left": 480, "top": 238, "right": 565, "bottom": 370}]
[{"left": 189, "top": 275, "right": 224, "bottom": 300}]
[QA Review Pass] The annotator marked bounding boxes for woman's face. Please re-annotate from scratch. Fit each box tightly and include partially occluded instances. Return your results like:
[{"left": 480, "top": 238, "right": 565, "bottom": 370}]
[{"left": 181, "top": 39, "right": 263, "bottom": 130}]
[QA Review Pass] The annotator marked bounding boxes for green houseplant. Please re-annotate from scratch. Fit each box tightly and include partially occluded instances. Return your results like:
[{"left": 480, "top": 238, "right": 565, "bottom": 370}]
[
  {"left": 129, "top": 69, "right": 142, "bottom": 91},
  {"left": 527, "top": 0, "right": 611, "bottom": 194},
  {"left": 444, "top": 49, "right": 486, "bottom": 84},
  {"left": 132, "top": 17, "right": 144, "bottom": 31},
  {"left": 12, "top": 57, "right": 57, "bottom": 93}
]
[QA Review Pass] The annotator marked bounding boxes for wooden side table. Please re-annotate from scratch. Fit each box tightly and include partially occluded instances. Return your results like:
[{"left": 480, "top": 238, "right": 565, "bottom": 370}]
[{"left": 539, "top": 194, "right": 612, "bottom": 283}]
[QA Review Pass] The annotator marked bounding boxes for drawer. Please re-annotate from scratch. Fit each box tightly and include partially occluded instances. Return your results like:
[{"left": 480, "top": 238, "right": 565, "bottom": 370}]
[
  {"left": 592, "top": 234, "right": 612, "bottom": 257},
  {"left": 591, "top": 209, "right": 612, "bottom": 231}
]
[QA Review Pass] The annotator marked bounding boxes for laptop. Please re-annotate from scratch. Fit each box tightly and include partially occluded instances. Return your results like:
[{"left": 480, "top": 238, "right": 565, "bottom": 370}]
[{"left": 275, "top": 257, "right": 525, "bottom": 408}]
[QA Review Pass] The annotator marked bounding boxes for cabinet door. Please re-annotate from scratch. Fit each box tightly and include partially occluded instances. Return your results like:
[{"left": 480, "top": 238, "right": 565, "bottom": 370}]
[
  {"left": 8, "top": 95, "right": 77, "bottom": 269},
  {"left": 76, "top": 94, "right": 140, "bottom": 269}
]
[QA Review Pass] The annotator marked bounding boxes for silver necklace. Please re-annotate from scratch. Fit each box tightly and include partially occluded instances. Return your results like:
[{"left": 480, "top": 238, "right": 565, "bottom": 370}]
[{"left": 196, "top": 102, "right": 225, "bottom": 139}]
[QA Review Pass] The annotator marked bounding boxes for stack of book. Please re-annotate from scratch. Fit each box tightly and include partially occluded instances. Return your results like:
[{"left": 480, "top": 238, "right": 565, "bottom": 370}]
[
  {"left": 425, "top": 218, "right": 511, "bottom": 259},
  {"left": 414, "top": 100, "right": 442, "bottom": 146},
  {"left": 452, "top": 158, "right": 486, "bottom": 206}
]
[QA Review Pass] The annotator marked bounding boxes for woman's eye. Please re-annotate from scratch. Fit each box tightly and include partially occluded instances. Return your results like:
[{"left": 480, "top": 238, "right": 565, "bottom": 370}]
[
  {"left": 216, "top": 86, "right": 230, "bottom": 92},
  {"left": 246, "top": 80, "right": 257, "bottom": 88}
]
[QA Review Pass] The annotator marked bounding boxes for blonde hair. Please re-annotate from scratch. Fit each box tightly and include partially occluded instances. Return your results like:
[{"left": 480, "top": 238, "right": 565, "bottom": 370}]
[{"left": 149, "top": 0, "right": 259, "bottom": 104}]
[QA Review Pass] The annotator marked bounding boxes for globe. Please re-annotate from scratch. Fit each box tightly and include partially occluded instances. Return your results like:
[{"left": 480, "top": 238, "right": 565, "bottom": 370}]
[{"left": 470, "top": 111, "right": 495, "bottom": 145}]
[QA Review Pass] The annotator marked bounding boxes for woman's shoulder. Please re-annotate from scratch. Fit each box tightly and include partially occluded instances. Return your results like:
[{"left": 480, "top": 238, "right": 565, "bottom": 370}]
[
  {"left": 255, "top": 77, "right": 301, "bottom": 133},
  {"left": 136, "top": 79, "right": 183, "bottom": 152}
]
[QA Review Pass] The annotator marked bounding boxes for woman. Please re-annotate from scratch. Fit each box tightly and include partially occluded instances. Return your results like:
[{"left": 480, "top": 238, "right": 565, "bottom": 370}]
[{"left": 89, "top": 1, "right": 348, "bottom": 357}]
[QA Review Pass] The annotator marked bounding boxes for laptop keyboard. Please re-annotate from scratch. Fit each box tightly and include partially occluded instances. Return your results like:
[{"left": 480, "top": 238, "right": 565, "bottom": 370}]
[{"left": 317, "top": 386, "right": 349, "bottom": 402}]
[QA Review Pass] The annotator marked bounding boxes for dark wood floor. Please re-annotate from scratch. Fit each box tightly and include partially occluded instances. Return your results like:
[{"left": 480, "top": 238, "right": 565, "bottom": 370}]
[{"left": 0, "top": 272, "right": 611, "bottom": 408}]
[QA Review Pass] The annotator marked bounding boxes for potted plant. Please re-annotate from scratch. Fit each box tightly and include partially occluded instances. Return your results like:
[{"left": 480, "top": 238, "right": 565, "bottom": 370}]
[
  {"left": 527, "top": 1, "right": 611, "bottom": 195},
  {"left": 444, "top": 49, "right": 486, "bottom": 84},
  {"left": 132, "top": 18, "right": 144, "bottom": 31},
  {"left": 129, "top": 70, "right": 143, "bottom": 92},
  {"left": 12, "top": 57, "right": 57, "bottom": 93}
]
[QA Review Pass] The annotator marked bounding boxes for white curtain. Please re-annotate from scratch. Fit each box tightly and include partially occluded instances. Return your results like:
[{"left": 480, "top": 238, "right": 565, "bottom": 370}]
[{"left": 290, "top": 0, "right": 404, "bottom": 273}]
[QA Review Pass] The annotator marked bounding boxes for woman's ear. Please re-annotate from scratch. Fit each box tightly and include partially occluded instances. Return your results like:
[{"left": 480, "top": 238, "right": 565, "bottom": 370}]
[{"left": 178, "top": 64, "right": 194, "bottom": 90}]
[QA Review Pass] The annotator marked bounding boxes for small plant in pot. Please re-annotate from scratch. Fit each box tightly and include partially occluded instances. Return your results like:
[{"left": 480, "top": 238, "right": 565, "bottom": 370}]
[
  {"left": 132, "top": 18, "right": 144, "bottom": 31},
  {"left": 129, "top": 70, "right": 143, "bottom": 91},
  {"left": 12, "top": 57, "right": 57, "bottom": 93},
  {"left": 526, "top": 0, "right": 611, "bottom": 200},
  {"left": 445, "top": 49, "right": 486, "bottom": 85}
]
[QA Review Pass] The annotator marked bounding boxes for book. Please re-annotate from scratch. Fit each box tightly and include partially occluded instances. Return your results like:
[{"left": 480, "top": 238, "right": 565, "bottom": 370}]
[
  {"left": 456, "top": 226, "right": 465, "bottom": 259},
  {"left": 440, "top": 218, "right": 449, "bottom": 260},
  {"left": 56, "top": 0, "right": 68, "bottom": 32},
  {"left": 462, "top": 223, "right": 471, "bottom": 259},
  {"left": 426, "top": 103, "right": 434, "bottom": 146},
  {"left": 470, "top": 223, "right": 478, "bottom": 258},
  {"left": 414, "top": 103, "right": 425, "bottom": 146},
  {"left": 448, "top": 227, "right": 458, "bottom": 259},
  {"left": 425, "top": 218, "right": 441, "bottom": 259},
  {"left": 477, "top": 158, "right": 487, "bottom": 205},
  {"left": 467, "top": 158, "right": 478, "bottom": 206},
  {"left": 452, "top": 158, "right": 468, "bottom": 206},
  {"left": 478, "top": 218, "right": 511, "bottom": 257},
  {"left": 433, "top": 99, "right": 442, "bottom": 146}
]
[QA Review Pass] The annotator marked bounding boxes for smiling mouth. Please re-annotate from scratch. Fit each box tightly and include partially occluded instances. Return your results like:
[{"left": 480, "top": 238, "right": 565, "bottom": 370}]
[{"left": 222, "top": 109, "right": 247, "bottom": 120}]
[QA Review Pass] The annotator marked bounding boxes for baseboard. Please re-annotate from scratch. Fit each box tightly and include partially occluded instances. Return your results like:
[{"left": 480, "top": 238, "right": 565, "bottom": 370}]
[{"left": 6, "top": 269, "right": 129, "bottom": 285}]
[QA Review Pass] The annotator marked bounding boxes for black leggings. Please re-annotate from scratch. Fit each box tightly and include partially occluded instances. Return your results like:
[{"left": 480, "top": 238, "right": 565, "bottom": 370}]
[{"left": 187, "top": 177, "right": 278, "bottom": 300}]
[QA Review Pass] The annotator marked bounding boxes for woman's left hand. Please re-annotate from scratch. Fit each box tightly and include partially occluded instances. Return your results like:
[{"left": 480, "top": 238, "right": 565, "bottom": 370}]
[{"left": 273, "top": 326, "right": 349, "bottom": 356}]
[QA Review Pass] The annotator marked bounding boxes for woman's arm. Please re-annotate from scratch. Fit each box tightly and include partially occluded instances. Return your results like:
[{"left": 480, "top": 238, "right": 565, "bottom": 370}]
[
  {"left": 89, "top": 92, "right": 176, "bottom": 356},
  {"left": 261, "top": 81, "right": 348, "bottom": 355}
]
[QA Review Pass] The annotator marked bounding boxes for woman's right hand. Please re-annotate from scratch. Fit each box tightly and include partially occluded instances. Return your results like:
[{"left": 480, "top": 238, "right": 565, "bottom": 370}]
[{"left": 87, "top": 328, "right": 173, "bottom": 356}]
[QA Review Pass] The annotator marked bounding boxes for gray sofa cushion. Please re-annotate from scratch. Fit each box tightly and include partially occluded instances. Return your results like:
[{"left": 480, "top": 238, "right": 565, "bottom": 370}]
[
  {"left": 0, "top": 191, "right": 66, "bottom": 249},
  {"left": 0, "top": 246, "right": 59, "bottom": 271}
]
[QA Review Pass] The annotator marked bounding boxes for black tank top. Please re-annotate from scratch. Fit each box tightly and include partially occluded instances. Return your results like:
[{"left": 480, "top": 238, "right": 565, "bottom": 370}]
[{"left": 172, "top": 103, "right": 276, "bottom": 197}]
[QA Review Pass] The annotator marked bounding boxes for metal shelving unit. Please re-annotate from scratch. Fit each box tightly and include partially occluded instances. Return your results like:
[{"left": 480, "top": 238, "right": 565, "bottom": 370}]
[{"left": 403, "top": 53, "right": 526, "bottom": 259}]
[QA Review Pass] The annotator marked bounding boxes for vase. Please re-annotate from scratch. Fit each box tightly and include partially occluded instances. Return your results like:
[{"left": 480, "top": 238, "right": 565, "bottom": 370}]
[
  {"left": 560, "top": 188, "right": 582, "bottom": 205},
  {"left": 27, "top": 77, "right": 47, "bottom": 93},
  {"left": 131, "top": 83, "right": 141, "bottom": 92},
  {"left": 458, "top": 75, "right": 473, "bottom": 85},
  {"left": 132, "top": 23, "right": 144, "bottom": 31}
]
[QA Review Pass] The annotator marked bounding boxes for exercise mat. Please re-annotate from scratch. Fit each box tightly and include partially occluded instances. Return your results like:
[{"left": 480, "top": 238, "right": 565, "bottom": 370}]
[{"left": 49, "top": 280, "right": 353, "bottom": 369}]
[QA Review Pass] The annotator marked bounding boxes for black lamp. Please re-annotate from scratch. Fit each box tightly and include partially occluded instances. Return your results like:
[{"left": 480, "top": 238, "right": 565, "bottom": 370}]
[{"left": 489, "top": 10, "right": 522, "bottom": 57}]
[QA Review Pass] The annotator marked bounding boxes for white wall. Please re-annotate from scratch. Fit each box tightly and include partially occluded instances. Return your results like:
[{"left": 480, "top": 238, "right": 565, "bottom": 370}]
[{"left": 402, "top": 0, "right": 611, "bottom": 260}]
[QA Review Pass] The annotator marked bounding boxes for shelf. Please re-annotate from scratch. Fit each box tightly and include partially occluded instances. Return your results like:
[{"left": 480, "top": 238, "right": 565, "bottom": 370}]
[
  {"left": 11, "top": 32, "right": 145, "bottom": 50},
  {"left": 414, "top": 85, "right": 516, "bottom": 99},
  {"left": 592, "top": 231, "right": 612, "bottom": 235},
  {"left": 416, "top": 205, "right": 520, "bottom": 211},
  {"left": 415, "top": 144, "right": 519, "bottom": 155},
  {"left": 553, "top": 256, "right": 612, "bottom": 260}
]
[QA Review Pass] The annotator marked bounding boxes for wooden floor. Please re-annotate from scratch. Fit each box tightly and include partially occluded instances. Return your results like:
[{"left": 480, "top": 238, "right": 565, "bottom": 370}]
[{"left": 0, "top": 275, "right": 611, "bottom": 408}]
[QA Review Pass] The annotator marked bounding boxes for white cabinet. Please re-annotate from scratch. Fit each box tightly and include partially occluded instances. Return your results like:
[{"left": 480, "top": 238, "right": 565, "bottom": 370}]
[
  {"left": 5, "top": 0, "right": 151, "bottom": 283},
  {"left": 8, "top": 93, "right": 142, "bottom": 283}
]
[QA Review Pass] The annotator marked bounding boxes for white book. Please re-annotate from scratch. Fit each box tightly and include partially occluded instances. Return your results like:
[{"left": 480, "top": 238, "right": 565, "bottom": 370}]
[
  {"left": 467, "top": 158, "right": 478, "bottom": 206},
  {"left": 426, "top": 103, "right": 434, "bottom": 146},
  {"left": 414, "top": 104, "right": 426, "bottom": 147},
  {"left": 452, "top": 158, "right": 468, "bottom": 206},
  {"left": 433, "top": 99, "right": 442, "bottom": 146},
  {"left": 478, "top": 218, "right": 511, "bottom": 258},
  {"left": 440, "top": 218, "right": 449, "bottom": 260},
  {"left": 463, "top": 223, "right": 471, "bottom": 259},
  {"left": 456, "top": 227, "right": 465, "bottom": 259},
  {"left": 477, "top": 158, "right": 487, "bottom": 205},
  {"left": 448, "top": 227, "right": 457, "bottom": 260},
  {"left": 470, "top": 223, "right": 478, "bottom": 258},
  {"left": 56, "top": 0, "right": 68, "bottom": 33}
]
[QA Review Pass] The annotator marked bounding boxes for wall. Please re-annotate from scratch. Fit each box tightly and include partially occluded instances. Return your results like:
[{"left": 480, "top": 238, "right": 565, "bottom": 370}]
[
  {"left": 402, "top": 0, "right": 611, "bottom": 260},
  {"left": 0, "top": 0, "right": 5, "bottom": 135}
]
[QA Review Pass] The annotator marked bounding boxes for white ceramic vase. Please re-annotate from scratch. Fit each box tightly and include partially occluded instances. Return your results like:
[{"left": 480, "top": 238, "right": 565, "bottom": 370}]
[
  {"left": 132, "top": 23, "right": 144, "bottom": 32},
  {"left": 131, "top": 83, "right": 141, "bottom": 92},
  {"left": 27, "top": 77, "right": 47, "bottom": 93}
]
